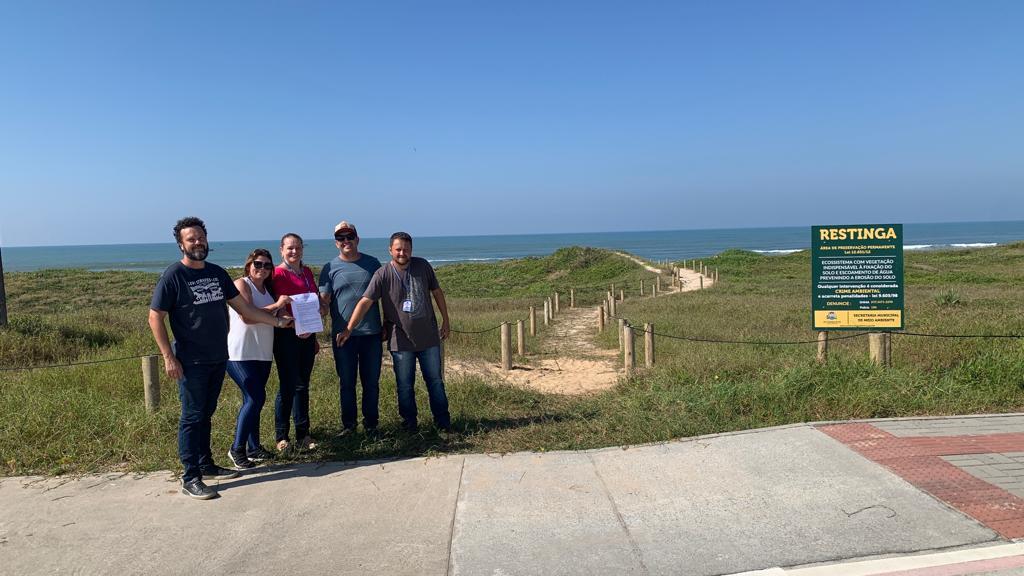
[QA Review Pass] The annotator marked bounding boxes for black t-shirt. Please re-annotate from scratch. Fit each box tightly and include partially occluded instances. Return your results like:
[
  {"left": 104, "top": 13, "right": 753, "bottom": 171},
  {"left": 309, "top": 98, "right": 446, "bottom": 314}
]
[{"left": 150, "top": 261, "right": 240, "bottom": 364}]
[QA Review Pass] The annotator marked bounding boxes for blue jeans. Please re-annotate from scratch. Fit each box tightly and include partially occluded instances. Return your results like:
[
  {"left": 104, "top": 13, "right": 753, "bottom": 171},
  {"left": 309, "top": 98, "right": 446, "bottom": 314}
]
[
  {"left": 332, "top": 333, "right": 382, "bottom": 430},
  {"left": 178, "top": 362, "right": 226, "bottom": 483},
  {"left": 273, "top": 328, "right": 316, "bottom": 442},
  {"left": 226, "top": 360, "right": 271, "bottom": 453},
  {"left": 390, "top": 346, "right": 450, "bottom": 430}
]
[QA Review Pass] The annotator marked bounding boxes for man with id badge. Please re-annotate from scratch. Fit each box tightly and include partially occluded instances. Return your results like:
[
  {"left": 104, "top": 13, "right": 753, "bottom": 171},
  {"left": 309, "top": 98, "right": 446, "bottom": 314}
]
[{"left": 340, "top": 232, "right": 453, "bottom": 435}]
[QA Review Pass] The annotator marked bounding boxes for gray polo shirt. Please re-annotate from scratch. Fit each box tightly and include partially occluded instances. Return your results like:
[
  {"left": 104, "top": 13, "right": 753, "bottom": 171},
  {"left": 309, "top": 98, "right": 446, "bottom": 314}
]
[{"left": 362, "top": 257, "right": 441, "bottom": 352}]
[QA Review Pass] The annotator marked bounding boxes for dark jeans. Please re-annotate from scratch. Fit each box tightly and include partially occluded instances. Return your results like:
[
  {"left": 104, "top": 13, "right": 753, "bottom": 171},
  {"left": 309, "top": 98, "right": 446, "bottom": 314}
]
[
  {"left": 273, "top": 328, "right": 317, "bottom": 442},
  {"left": 178, "top": 361, "right": 226, "bottom": 483},
  {"left": 390, "top": 345, "right": 450, "bottom": 430},
  {"left": 332, "top": 333, "right": 382, "bottom": 430},
  {"left": 226, "top": 360, "right": 271, "bottom": 453}
]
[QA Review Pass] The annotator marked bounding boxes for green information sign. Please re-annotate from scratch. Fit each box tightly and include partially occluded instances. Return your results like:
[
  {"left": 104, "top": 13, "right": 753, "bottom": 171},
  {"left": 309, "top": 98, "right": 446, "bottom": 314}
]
[{"left": 811, "top": 224, "right": 904, "bottom": 331}]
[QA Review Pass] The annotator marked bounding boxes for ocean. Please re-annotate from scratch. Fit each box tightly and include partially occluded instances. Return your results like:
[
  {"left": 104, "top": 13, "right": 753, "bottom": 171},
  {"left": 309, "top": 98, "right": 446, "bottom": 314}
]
[{"left": 3, "top": 221, "right": 1023, "bottom": 273}]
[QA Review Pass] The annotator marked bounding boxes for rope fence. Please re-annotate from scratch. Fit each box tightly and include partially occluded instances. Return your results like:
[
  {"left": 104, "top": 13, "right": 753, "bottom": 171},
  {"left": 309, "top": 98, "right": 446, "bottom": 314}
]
[{"left": 4, "top": 259, "right": 1023, "bottom": 408}]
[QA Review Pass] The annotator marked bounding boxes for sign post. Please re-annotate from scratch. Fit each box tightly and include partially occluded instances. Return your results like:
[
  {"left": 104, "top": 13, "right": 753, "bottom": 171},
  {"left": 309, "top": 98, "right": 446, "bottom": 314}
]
[{"left": 811, "top": 224, "right": 904, "bottom": 332}]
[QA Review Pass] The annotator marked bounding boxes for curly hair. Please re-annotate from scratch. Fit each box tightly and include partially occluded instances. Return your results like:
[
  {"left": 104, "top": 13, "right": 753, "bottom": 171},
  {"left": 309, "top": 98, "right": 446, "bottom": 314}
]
[{"left": 173, "top": 216, "right": 207, "bottom": 243}]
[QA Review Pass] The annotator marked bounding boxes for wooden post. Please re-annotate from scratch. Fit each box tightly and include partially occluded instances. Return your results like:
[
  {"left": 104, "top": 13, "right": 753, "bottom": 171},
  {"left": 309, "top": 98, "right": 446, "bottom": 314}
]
[
  {"left": 517, "top": 319, "right": 525, "bottom": 356},
  {"left": 817, "top": 331, "right": 828, "bottom": 364},
  {"left": 699, "top": 276, "right": 704, "bottom": 290},
  {"left": 624, "top": 325, "right": 635, "bottom": 375},
  {"left": 544, "top": 299, "right": 550, "bottom": 326},
  {"left": 500, "top": 322, "right": 512, "bottom": 371},
  {"left": 554, "top": 292, "right": 560, "bottom": 314},
  {"left": 653, "top": 278, "right": 658, "bottom": 296},
  {"left": 715, "top": 268, "right": 719, "bottom": 283},
  {"left": 142, "top": 355, "right": 160, "bottom": 412},
  {"left": 570, "top": 288, "right": 575, "bottom": 308},
  {"left": 644, "top": 323, "right": 654, "bottom": 367},
  {"left": 0, "top": 246, "right": 7, "bottom": 327},
  {"left": 609, "top": 295, "right": 616, "bottom": 317},
  {"left": 618, "top": 289, "right": 624, "bottom": 302},
  {"left": 618, "top": 318, "right": 626, "bottom": 352},
  {"left": 598, "top": 305, "right": 605, "bottom": 332},
  {"left": 640, "top": 278, "right": 645, "bottom": 296},
  {"left": 529, "top": 306, "right": 536, "bottom": 336},
  {"left": 869, "top": 332, "right": 891, "bottom": 367}
]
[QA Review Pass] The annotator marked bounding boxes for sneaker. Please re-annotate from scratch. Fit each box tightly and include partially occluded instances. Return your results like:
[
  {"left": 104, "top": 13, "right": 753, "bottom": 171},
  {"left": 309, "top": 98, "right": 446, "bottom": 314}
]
[
  {"left": 181, "top": 478, "right": 217, "bottom": 500},
  {"left": 276, "top": 439, "right": 291, "bottom": 453},
  {"left": 335, "top": 427, "right": 354, "bottom": 438},
  {"left": 364, "top": 427, "right": 381, "bottom": 439},
  {"left": 227, "top": 447, "right": 255, "bottom": 470},
  {"left": 438, "top": 429, "right": 458, "bottom": 442},
  {"left": 247, "top": 446, "right": 273, "bottom": 462},
  {"left": 200, "top": 465, "right": 240, "bottom": 480},
  {"left": 298, "top": 436, "right": 318, "bottom": 450}
]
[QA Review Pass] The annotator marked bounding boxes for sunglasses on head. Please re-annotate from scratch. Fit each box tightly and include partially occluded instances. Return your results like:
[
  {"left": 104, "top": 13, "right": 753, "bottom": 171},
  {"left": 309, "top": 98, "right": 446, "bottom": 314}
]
[
  {"left": 335, "top": 233, "right": 357, "bottom": 241},
  {"left": 251, "top": 261, "right": 273, "bottom": 270}
]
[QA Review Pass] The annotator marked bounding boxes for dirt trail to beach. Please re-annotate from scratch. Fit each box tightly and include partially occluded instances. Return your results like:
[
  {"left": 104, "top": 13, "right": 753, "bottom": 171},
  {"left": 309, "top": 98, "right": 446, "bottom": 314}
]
[{"left": 447, "top": 255, "right": 711, "bottom": 395}]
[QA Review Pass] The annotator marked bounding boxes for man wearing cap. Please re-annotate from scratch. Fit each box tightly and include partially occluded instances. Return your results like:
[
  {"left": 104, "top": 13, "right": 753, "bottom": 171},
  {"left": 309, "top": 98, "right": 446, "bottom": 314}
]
[
  {"left": 340, "top": 231, "right": 452, "bottom": 435},
  {"left": 149, "top": 216, "right": 292, "bottom": 500},
  {"left": 319, "top": 221, "right": 383, "bottom": 436}
]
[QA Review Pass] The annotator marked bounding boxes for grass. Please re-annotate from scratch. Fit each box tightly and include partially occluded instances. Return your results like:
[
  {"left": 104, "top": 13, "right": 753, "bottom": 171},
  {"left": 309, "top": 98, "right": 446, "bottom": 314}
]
[{"left": 2, "top": 243, "right": 1024, "bottom": 476}]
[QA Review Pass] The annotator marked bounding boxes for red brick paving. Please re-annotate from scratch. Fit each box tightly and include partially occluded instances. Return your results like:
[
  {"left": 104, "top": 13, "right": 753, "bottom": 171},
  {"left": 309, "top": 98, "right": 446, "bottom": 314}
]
[{"left": 819, "top": 423, "right": 1024, "bottom": 539}]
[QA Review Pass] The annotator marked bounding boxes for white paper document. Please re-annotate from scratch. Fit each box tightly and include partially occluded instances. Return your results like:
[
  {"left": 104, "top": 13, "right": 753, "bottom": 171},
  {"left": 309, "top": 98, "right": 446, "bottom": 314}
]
[{"left": 289, "top": 292, "right": 324, "bottom": 335}]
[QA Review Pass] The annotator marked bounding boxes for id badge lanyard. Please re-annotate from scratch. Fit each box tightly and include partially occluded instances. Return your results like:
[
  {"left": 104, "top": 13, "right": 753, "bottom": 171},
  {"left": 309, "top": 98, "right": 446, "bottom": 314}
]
[{"left": 391, "top": 263, "right": 414, "bottom": 313}]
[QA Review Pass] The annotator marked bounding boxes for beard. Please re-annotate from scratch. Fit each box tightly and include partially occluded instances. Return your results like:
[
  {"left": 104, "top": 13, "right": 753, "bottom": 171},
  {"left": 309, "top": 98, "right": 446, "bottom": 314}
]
[{"left": 183, "top": 245, "right": 208, "bottom": 261}]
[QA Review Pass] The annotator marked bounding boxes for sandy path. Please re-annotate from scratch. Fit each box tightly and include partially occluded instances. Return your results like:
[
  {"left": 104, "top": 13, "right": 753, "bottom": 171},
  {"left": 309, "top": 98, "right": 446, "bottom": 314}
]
[{"left": 447, "top": 254, "right": 711, "bottom": 395}]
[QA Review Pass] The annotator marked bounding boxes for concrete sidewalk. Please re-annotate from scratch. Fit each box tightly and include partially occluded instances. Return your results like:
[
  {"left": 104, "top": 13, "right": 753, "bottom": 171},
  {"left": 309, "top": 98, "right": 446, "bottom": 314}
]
[{"left": 4, "top": 415, "right": 1024, "bottom": 575}]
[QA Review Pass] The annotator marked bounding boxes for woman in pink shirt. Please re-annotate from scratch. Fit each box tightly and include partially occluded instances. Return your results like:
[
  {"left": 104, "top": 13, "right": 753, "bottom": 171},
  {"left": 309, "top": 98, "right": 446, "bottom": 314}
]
[{"left": 270, "top": 233, "right": 320, "bottom": 451}]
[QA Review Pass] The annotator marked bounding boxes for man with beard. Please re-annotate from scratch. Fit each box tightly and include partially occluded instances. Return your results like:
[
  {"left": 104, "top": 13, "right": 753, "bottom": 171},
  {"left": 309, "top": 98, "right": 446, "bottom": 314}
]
[
  {"left": 148, "top": 216, "right": 292, "bottom": 500},
  {"left": 339, "top": 232, "right": 452, "bottom": 436}
]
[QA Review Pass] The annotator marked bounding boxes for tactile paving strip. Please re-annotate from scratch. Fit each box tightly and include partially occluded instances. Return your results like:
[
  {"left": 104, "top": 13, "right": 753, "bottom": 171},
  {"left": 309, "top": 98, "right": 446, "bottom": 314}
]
[{"left": 819, "top": 423, "right": 1024, "bottom": 539}]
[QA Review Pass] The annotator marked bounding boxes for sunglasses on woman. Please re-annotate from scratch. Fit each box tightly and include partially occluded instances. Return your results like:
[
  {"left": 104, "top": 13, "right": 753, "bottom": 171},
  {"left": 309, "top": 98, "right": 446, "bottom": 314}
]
[{"left": 251, "top": 261, "right": 274, "bottom": 270}]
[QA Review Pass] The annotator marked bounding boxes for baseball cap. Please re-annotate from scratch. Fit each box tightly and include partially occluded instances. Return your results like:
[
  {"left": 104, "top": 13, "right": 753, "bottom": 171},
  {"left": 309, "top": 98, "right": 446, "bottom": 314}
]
[{"left": 334, "top": 221, "right": 357, "bottom": 236}]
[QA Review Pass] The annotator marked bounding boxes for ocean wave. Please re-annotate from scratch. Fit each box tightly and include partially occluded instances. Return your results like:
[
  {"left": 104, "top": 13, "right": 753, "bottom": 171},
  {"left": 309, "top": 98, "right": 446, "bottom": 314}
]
[
  {"left": 752, "top": 249, "right": 804, "bottom": 255},
  {"left": 428, "top": 257, "right": 513, "bottom": 263},
  {"left": 951, "top": 243, "right": 997, "bottom": 248},
  {"left": 904, "top": 245, "right": 934, "bottom": 250}
]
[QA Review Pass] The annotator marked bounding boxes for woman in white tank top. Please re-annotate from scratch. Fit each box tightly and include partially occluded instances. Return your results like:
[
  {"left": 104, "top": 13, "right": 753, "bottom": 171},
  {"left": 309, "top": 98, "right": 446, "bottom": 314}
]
[{"left": 225, "top": 249, "right": 290, "bottom": 469}]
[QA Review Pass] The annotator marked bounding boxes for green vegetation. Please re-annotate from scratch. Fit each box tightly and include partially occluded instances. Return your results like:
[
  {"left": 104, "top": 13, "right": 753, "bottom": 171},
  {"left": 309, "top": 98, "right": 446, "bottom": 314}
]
[{"left": 2, "top": 243, "right": 1023, "bottom": 476}]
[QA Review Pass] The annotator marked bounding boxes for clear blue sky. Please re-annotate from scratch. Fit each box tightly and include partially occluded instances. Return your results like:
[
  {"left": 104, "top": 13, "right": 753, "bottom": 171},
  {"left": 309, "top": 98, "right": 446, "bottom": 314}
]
[{"left": 1, "top": 1, "right": 1021, "bottom": 246}]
